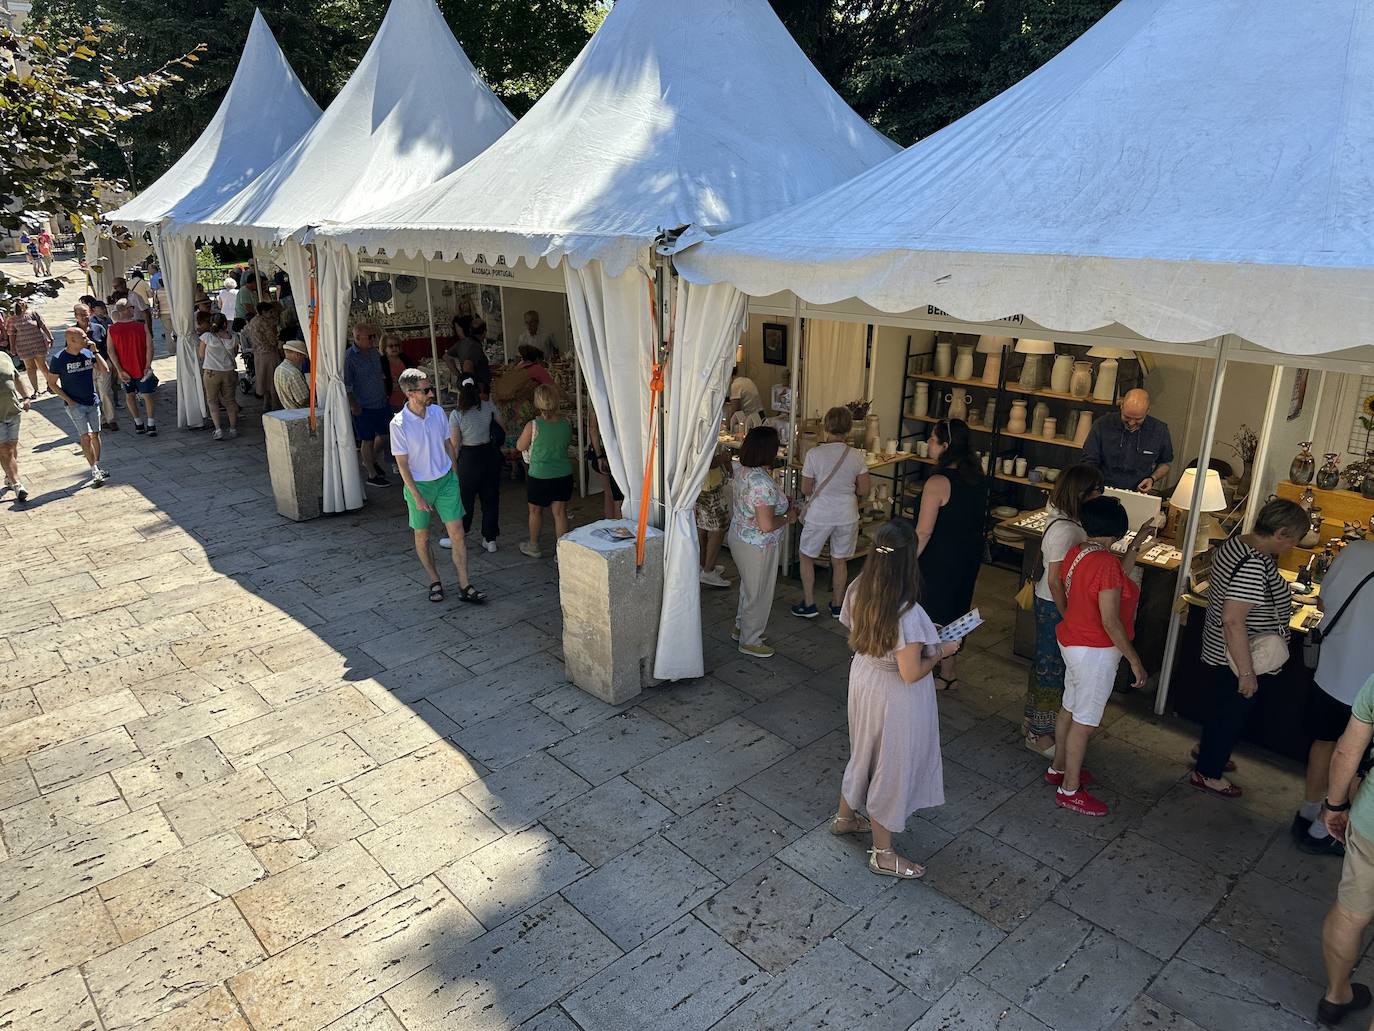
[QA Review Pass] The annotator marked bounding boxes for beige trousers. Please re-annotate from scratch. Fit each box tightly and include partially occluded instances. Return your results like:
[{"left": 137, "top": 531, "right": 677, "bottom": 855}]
[{"left": 729, "top": 531, "right": 780, "bottom": 647}]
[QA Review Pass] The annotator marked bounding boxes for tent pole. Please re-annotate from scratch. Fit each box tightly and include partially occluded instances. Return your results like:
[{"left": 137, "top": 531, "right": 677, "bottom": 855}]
[
  {"left": 781, "top": 298, "right": 802, "bottom": 574},
  {"left": 421, "top": 256, "right": 440, "bottom": 395},
  {"left": 655, "top": 251, "right": 671, "bottom": 530},
  {"left": 1155, "top": 335, "right": 1233, "bottom": 715},
  {"left": 575, "top": 349, "right": 586, "bottom": 499},
  {"left": 1242, "top": 365, "right": 1284, "bottom": 532}
]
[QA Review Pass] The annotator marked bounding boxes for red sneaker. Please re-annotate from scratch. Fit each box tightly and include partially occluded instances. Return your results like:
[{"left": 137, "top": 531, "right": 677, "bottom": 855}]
[
  {"left": 1044, "top": 768, "right": 1095, "bottom": 788},
  {"left": 1055, "top": 788, "right": 1109, "bottom": 817}
]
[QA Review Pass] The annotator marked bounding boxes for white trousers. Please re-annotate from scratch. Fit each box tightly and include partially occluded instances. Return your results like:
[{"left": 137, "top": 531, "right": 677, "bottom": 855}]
[{"left": 730, "top": 531, "right": 779, "bottom": 646}]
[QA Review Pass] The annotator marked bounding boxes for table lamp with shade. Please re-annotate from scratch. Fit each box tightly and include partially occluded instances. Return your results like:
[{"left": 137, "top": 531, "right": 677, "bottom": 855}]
[
  {"left": 979, "top": 335, "right": 1013, "bottom": 385},
  {"left": 1085, "top": 345, "right": 1137, "bottom": 403},
  {"left": 1168, "top": 467, "right": 1229, "bottom": 554},
  {"left": 1014, "top": 338, "right": 1055, "bottom": 389}
]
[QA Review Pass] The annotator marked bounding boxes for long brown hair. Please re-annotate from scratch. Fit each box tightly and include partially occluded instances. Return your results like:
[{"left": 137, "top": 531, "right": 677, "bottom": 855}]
[
  {"left": 1048, "top": 463, "right": 1104, "bottom": 522},
  {"left": 848, "top": 519, "right": 922, "bottom": 658}
]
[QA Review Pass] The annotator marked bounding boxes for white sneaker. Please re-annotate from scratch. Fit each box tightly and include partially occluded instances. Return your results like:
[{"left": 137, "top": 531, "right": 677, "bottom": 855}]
[
  {"left": 482, "top": 539, "right": 497, "bottom": 553},
  {"left": 228, "top": 428, "right": 239, "bottom": 439},
  {"left": 700, "top": 569, "right": 731, "bottom": 588},
  {"left": 713, "top": 564, "right": 726, "bottom": 576},
  {"left": 212, "top": 428, "right": 224, "bottom": 441},
  {"left": 519, "top": 542, "right": 543, "bottom": 559},
  {"left": 439, "top": 537, "right": 453, "bottom": 550},
  {"left": 90, "top": 467, "right": 106, "bottom": 487},
  {"left": 14, "top": 482, "right": 28, "bottom": 501}
]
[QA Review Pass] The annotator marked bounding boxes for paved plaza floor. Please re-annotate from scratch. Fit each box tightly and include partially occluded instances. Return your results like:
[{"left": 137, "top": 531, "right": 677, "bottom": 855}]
[{"left": 0, "top": 258, "right": 1356, "bottom": 1030}]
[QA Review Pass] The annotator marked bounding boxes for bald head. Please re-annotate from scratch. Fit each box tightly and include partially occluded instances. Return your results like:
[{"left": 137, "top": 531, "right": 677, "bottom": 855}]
[{"left": 1120, "top": 389, "right": 1151, "bottom": 430}]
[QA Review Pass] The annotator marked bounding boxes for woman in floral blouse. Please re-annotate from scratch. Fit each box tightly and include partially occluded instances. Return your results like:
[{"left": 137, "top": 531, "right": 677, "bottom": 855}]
[{"left": 729, "top": 425, "right": 797, "bottom": 659}]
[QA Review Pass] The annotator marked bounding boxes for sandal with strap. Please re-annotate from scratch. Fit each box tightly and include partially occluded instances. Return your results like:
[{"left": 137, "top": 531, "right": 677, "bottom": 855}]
[
  {"left": 1189, "top": 770, "right": 1242, "bottom": 798},
  {"left": 829, "top": 813, "right": 871, "bottom": 837},
  {"left": 458, "top": 584, "right": 486, "bottom": 605},
  {"left": 868, "top": 847, "right": 924, "bottom": 879},
  {"left": 934, "top": 674, "right": 960, "bottom": 692},
  {"left": 428, "top": 582, "right": 444, "bottom": 603}
]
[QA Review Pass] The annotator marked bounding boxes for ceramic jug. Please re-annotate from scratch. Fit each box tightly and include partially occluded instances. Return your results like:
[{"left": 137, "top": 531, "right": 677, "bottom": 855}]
[
  {"left": 1289, "top": 442, "right": 1315, "bottom": 484},
  {"left": 864, "top": 413, "right": 882, "bottom": 452},
  {"left": 1092, "top": 358, "right": 1119, "bottom": 402},
  {"left": 1050, "top": 354, "right": 1074, "bottom": 394},
  {"left": 1070, "top": 361, "right": 1094, "bottom": 399},
  {"left": 1317, "top": 453, "right": 1341, "bottom": 490},
  {"left": 913, "top": 381, "right": 929, "bottom": 418},
  {"left": 946, "top": 391, "right": 972, "bottom": 422}
]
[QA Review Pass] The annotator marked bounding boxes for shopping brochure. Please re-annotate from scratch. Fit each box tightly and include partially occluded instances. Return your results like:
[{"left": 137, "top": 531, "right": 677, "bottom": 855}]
[{"left": 938, "top": 608, "right": 984, "bottom": 643}]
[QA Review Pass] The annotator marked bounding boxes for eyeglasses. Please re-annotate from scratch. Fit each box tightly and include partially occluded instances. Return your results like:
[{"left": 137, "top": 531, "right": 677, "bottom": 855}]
[{"left": 408, "top": 386, "right": 434, "bottom": 395}]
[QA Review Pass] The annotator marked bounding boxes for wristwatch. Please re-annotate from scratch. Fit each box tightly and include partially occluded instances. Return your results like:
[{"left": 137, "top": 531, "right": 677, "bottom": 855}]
[{"left": 1324, "top": 798, "right": 1352, "bottom": 813}]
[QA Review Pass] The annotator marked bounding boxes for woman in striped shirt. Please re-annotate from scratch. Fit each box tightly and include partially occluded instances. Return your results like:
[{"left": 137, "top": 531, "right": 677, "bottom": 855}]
[{"left": 1192, "top": 498, "right": 1308, "bottom": 797}]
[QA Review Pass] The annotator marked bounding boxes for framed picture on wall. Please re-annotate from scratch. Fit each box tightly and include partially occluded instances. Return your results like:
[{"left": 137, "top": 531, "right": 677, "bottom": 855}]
[{"left": 762, "top": 322, "right": 788, "bottom": 366}]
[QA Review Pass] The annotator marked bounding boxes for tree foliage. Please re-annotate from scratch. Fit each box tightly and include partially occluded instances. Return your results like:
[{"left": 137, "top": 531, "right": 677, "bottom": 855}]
[
  {"left": 31, "top": 0, "right": 604, "bottom": 191},
  {"left": 0, "top": 20, "right": 199, "bottom": 310}
]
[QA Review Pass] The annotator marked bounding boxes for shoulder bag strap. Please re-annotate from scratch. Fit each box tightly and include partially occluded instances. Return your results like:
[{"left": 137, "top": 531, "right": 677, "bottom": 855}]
[
  {"left": 1320, "top": 568, "right": 1374, "bottom": 637},
  {"left": 1063, "top": 543, "right": 1106, "bottom": 596},
  {"left": 808, "top": 447, "right": 851, "bottom": 499}
]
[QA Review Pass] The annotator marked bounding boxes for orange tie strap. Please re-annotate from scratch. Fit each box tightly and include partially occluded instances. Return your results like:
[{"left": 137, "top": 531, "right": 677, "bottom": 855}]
[
  {"left": 307, "top": 250, "right": 319, "bottom": 432},
  {"left": 636, "top": 267, "right": 674, "bottom": 567}
]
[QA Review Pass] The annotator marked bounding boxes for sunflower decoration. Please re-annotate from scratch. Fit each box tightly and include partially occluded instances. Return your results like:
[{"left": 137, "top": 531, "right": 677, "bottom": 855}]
[{"left": 1361, "top": 394, "right": 1374, "bottom": 433}]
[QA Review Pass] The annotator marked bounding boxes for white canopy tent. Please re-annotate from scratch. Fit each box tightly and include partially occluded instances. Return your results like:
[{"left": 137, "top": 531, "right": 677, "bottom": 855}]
[
  {"left": 169, "top": 0, "right": 515, "bottom": 513},
  {"left": 320, "top": 0, "right": 898, "bottom": 679},
  {"left": 675, "top": 0, "right": 1374, "bottom": 708},
  {"left": 105, "top": 10, "right": 321, "bottom": 428}
]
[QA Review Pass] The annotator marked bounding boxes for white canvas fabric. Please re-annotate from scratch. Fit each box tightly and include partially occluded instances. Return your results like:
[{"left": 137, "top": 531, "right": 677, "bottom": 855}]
[
  {"left": 677, "top": 0, "right": 1374, "bottom": 354},
  {"left": 151, "top": 231, "right": 208, "bottom": 428},
  {"left": 655, "top": 279, "right": 748, "bottom": 680},
  {"left": 174, "top": 0, "right": 514, "bottom": 247},
  {"left": 316, "top": 241, "right": 363, "bottom": 513},
  {"left": 106, "top": 11, "right": 321, "bottom": 234},
  {"left": 81, "top": 225, "right": 111, "bottom": 300},
  {"left": 317, "top": 0, "right": 897, "bottom": 273}
]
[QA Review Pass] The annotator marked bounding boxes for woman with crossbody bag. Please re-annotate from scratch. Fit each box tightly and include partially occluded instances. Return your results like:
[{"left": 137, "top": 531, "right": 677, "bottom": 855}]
[
  {"left": 1192, "top": 499, "right": 1309, "bottom": 797},
  {"left": 1023, "top": 464, "right": 1104, "bottom": 757},
  {"left": 792, "top": 407, "right": 871, "bottom": 619}
]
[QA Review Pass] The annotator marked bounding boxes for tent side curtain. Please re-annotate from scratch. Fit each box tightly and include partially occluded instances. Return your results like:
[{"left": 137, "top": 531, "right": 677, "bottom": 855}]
[
  {"left": 563, "top": 258, "right": 658, "bottom": 520},
  {"left": 309, "top": 240, "right": 363, "bottom": 512},
  {"left": 152, "top": 231, "right": 208, "bottom": 428},
  {"left": 654, "top": 280, "right": 748, "bottom": 680}
]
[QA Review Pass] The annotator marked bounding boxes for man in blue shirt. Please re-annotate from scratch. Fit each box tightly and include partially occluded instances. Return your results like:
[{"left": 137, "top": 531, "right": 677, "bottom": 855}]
[
  {"left": 46, "top": 328, "right": 110, "bottom": 486},
  {"left": 344, "top": 321, "right": 392, "bottom": 488},
  {"left": 1081, "top": 388, "right": 1174, "bottom": 492}
]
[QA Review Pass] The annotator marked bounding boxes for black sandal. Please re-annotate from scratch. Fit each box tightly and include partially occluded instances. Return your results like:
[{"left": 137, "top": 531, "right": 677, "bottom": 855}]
[
  {"left": 428, "top": 582, "right": 444, "bottom": 603},
  {"left": 458, "top": 584, "right": 486, "bottom": 605}
]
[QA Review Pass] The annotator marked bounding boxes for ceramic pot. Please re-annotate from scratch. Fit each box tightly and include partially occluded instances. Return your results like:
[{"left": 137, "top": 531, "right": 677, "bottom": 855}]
[
  {"left": 981, "top": 351, "right": 1002, "bottom": 386},
  {"left": 1070, "top": 361, "right": 1094, "bottom": 399},
  {"left": 864, "top": 413, "right": 881, "bottom": 452},
  {"left": 1014, "top": 457, "right": 1028, "bottom": 477},
  {"left": 1301, "top": 508, "right": 1323, "bottom": 548},
  {"left": 1043, "top": 417, "right": 1057, "bottom": 439},
  {"left": 1019, "top": 354, "right": 1044, "bottom": 390},
  {"left": 946, "top": 391, "right": 972, "bottom": 422},
  {"left": 934, "top": 341, "right": 954, "bottom": 378},
  {"left": 983, "top": 399, "right": 997, "bottom": 428},
  {"left": 1050, "top": 354, "right": 1074, "bottom": 394},
  {"left": 1000, "top": 458, "right": 1015, "bottom": 475},
  {"left": 1317, "top": 453, "right": 1341, "bottom": 490},
  {"left": 1290, "top": 441, "right": 1315, "bottom": 484},
  {"left": 1006, "top": 399, "right": 1029, "bottom": 434},
  {"left": 1074, "top": 411, "right": 1094, "bottom": 445},
  {"left": 913, "top": 381, "right": 929, "bottom": 418},
  {"left": 953, "top": 344, "right": 975, "bottom": 381},
  {"left": 1092, "top": 358, "right": 1118, "bottom": 402},
  {"left": 1030, "top": 402, "right": 1050, "bottom": 437},
  {"left": 1363, "top": 476, "right": 1374, "bottom": 501},
  {"left": 916, "top": 441, "right": 929, "bottom": 458},
  {"left": 981, "top": 453, "right": 991, "bottom": 474}
]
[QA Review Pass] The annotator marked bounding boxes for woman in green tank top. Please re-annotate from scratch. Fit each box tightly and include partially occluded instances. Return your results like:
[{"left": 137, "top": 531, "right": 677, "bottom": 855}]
[{"left": 515, "top": 383, "right": 574, "bottom": 558}]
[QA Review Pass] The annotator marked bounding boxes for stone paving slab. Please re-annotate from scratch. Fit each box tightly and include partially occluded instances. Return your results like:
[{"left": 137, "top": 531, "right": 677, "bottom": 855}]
[{"left": 542, "top": 774, "right": 675, "bottom": 866}]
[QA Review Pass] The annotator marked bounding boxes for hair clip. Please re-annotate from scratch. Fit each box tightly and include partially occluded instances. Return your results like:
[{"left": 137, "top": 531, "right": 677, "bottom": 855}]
[
  {"left": 875, "top": 544, "right": 897, "bottom": 554},
  {"left": 461, "top": 377, "right": 476, "bottom": 387}
]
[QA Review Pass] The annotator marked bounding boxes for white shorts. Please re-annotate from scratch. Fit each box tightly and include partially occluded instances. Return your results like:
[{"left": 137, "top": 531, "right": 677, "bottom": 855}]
[
  {"left": 800, "top": 520, "right": 859, "bottom": 560},
  {"left": 1059, "top": 644, "right": 1122, "bottom": 727}
]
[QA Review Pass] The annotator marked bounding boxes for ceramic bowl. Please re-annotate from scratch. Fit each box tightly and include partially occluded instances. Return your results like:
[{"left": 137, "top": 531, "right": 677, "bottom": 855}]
[
  {"left": 1044, "top": 468, "right": 1061, "bottom": 482},
  {"left": 991, "top": 505, "right": 1019, "bottom": 519}
]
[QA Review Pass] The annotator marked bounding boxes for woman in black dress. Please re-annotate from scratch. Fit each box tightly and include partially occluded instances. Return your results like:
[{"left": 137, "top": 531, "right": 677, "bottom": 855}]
[{"left": 915, "top": 419, "right": 989, "bottom": 690}]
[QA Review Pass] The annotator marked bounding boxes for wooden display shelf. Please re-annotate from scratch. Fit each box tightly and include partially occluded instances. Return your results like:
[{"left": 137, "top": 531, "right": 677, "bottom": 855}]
[
  {"left": 907, "top": 372, "right": 1000, "bottom": 388},
  {"left": 1000, "top": 428, "right": 1084, "bottom": 449},
  {"left": 1003, "top": 383, "right": 1118, "bottom": 407},
  {"left": 1276, "top": 480, "right": 1374, "bottom": 525},
  {"left": 994, "top": 471, "right": 1053, "bottom": 491}
]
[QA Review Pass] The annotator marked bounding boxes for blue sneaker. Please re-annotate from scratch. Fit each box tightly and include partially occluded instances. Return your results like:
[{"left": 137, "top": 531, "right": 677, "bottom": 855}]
[
  {"left": 791, "top": 603, "right": 819, "bottom": 619},
  {"left": 829, "top": 603, "right": 842, "bottom": 619}
]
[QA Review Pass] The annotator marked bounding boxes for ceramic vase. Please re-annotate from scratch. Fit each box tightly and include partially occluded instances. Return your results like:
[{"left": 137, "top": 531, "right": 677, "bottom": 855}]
[
  {"left": 1043, "top": 417, "right": 1057, "bottom": 439},
  {"left": 1092, "top": 358, "right": 1119, "bottom": 402},
  {"left": 953, "top": 344, "right": 975, "bottom": 381},
  {"left": 1317, "top": 453, "right": 1341, "bottom": 490},
  {"left": 983, "top": 399, "right": 998, "bottom": 428},
  {"left": 913, "top": 381, "right": 929, "bottom": 418},
  {"left": 1019, "top": 355, "right": 1044, "bottom": 390},
  {"left": 1070, "top": 361, "right": 1094, "bottom": 399},
  {"left": 1302, "top": 508, "right": 1323, "bottom": 548},
  {"left": 1007, "top": 399, "right": 1029, "bottom": 434},
  {"left": 947, "top": 391, "right": 972, "bottom": 422},
  {"left": 981, "top": 351, "right": 1002, "bottom": 386},
  {"left": 864, "top": 413, "right": 882, "bottom": 453},
  {"left": 1074, "top": 411, "right": 1093, "bottom": 445},
  {"left": 1289, "top": 441, "right": 1315, "bottom": 484},
  {"left": 1050, "top": 354, "right": 1074, "bottom": 394},
  {"left": 1015, "top": 457, "right": 1029, "bottom": 478},
  {"left": 934, "top": 341, "right": 954, "bottom": 378},
  {"left": 1030, "top": 402, "right": 1050, "bottom": 437}
]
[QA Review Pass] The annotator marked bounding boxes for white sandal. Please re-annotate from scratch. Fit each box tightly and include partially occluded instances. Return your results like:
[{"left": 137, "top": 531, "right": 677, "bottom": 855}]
[
  {"left": 868, "top": 847, "right": 924, "bottom": 879},
  {"left": 829, "top": 813, "right": 871, "bottom": 836}
]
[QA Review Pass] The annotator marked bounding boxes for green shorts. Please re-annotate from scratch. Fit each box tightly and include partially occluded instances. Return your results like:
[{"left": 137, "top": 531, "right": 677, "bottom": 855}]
[{"left": 404, "top": 471, "right": 465, "bottom": 530}]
